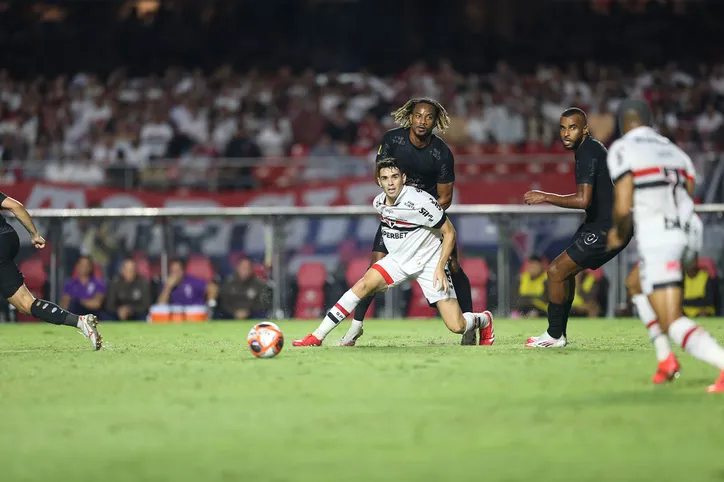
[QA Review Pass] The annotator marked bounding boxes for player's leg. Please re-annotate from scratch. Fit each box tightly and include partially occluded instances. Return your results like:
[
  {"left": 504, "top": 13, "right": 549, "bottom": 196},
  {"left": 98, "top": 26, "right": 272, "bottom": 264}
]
[
  {"left": 642, "top": 244, "right": 724, "bottom": 392},
  {"left": 7, "top": 283, "right": 102, "bottom": 350},
  {"left": 350, "top": 225, "right": 388, "bottom": 328},
  {"left": 448, "top": 245, "right": 476, "bottom": 345},
  {"left": 0, "top": 230, "right": 101, "bottom": 349},
  {"left": 416, "top": 263, "right": 494, "bottom": 343},
  {"left": 294, "top": 257, "right": 399, "bottom": 346},
  {"left": 627, "top": 263, "right": 678, "bottom": 383},
  {"left": 561, "top": 276, "right": 576, "bottom": 338},
  {"left": 526, "top": 249, "right": 582, "bottom": 347}
]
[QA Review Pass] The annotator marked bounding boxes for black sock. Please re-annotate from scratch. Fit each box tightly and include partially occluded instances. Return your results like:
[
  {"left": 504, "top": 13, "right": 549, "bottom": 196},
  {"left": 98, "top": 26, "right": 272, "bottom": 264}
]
[
  {"left": 561, "top": 278, "right": 576, "bottom": 338},
  {"left": 547, "top": 302, "right": 566, "bottom": 339},
  {"left": 562, "top": 300, "right": 574, "bottom": 338},
  {"left": 450, "top": 267, "right": 473, "bottom": 312},
  {"left": 31, "top": 299, "right": 79, "bottom": 327},
  {"left": 353, "top": 294, "right": 376, "bottom": 321}
]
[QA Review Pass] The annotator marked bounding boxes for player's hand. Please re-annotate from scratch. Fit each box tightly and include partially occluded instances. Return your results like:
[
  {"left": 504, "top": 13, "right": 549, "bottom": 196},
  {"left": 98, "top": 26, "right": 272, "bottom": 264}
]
[
  {"left": 31, "top": 234, "right": 46, "bottom": 249},
  {"left": 167, "top": 273, "right": 183, "bottom": 287},
  {"left": 606, "top": 227, "right": 623, "bottom": 252},
  {"left": 524, "top": 190, "right": 547, "bottom": 205},
  {"left": 433, "top": 267, "right": 449, "bottom": 294}
]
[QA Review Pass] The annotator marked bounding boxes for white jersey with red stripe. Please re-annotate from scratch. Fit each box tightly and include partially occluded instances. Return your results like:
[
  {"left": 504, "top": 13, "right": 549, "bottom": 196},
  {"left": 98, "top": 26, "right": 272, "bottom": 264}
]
[
  {"left": 373, "top": 185, "right": 447, "bottom": 273},
  {"left": 607, "top": 126, "right": 696, "bottom": 242}
]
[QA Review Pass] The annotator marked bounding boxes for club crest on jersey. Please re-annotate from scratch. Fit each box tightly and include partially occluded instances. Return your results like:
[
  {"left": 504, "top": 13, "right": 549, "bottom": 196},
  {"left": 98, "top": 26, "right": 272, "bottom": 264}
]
[{"left": 583, "top": 233, "right": 598, "bottom": 245}]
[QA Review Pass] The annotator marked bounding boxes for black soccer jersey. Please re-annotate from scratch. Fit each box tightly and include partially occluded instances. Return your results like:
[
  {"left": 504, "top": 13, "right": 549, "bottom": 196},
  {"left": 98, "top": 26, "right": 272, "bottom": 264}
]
[
  {"left": 375, "top": 127, "right": 455, "bottom": 198},
  {"left": 575, "top": 136, "right": 613, "bottom": 227},
  {"left": 0, "top": 191, "right": 13, "bottom": 235}
]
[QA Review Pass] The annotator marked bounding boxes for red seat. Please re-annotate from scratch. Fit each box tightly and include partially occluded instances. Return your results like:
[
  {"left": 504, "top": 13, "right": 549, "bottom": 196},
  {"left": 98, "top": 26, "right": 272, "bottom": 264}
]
[
  {"left": 346, "top": 258, "right": 375, "bottom": 316},
  {"left": 698, "top": 257, "right": 718, "bottom": 278},
  {"left": 587, "top": 268, "right": 604, "bottom": 280},
  {"left": 253, "top": 263, "right": 268, "bottom": 281},
  {"left": 133, "top": 256, "right": 152, "bottom": 280},
  {"left": 461, "top": 258, "right": 490, "bottom": 312},
  {"left": 407, "top": 282, "right": 438, "bottom": 318},
  {"left": 20, "top": 257, "right": 47, "bottom": 292},
  {"left": 295, "top": 262, "right": 327, "bottom": 319},
  {"left": 186, "top": 255, "right": 215, "bottom": 282}
]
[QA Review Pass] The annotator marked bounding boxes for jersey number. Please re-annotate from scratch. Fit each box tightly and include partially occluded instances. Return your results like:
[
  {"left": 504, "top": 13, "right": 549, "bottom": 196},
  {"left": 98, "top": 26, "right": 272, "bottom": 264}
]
[{"left": 663, "top": 167, "right": 684, "bottom": 229}]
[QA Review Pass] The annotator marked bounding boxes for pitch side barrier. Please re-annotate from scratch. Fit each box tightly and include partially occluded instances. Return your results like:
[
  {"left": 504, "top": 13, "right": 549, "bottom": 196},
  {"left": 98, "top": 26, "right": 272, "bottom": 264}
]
[{"left": 22, "top": 204, "right": 724, "bottom": 319}]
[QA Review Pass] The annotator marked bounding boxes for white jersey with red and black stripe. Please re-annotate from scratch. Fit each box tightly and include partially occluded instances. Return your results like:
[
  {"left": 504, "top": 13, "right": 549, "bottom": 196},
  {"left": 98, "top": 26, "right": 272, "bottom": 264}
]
[
  {"left": 607, "top": 126, "right": 696, "bottom": 240},
  {"left": 373, "top": 185, "right": 447, "bottom": 273}
]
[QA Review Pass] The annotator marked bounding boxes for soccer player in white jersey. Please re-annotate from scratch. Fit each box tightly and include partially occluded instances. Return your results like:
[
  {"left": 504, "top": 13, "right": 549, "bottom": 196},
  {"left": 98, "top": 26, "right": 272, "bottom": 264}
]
[
  {"left": 292, "top": 158, "right": 494, "bottom": 347},
  {"left": 606, "top": 99, "right": 724, "bottom": 393}
]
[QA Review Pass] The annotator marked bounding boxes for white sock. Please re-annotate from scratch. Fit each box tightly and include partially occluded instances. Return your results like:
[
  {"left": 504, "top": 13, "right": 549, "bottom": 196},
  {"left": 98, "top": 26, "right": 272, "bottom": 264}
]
[
  {"left": 462, "top": 312, "right": 479, "bottom": 334},
  {"left": 476, "top": 312, "right": 490, "bottom": 330},
  {"left": 313, "top": 290, "right": 361, "bottom": 340},
  {"left": 668, "top": 316, "right": 724, "bottom": 370},
  {"left": 632, "top": 294, "right": 672, "bottom": 362}
]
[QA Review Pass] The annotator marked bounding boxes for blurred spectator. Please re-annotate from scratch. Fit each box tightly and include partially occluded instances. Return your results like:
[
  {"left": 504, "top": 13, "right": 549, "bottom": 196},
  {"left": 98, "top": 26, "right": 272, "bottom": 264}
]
[
  {"left": 218, "top": 258, "right": 271, "bottom": 320},
  {"left": 60, "top": 256, "right": 108, "bottom": 320},
  {"left": 514, "top": 255, "right": 548, "bottom": 318},
  {"left": 156, "top": 258, "right": 217, "bottom": 307},
  {"left": 696, "top": 104, "right": 724, "bottom": 141},
  {"left": 683, "top": 262, "right": 717, "bottom": 318},
  {"left": 105, "top": 258, "right": 152, "bottom": 321},
  {"left": 569, "top": 270, "right": 602, "bottom": 318}
]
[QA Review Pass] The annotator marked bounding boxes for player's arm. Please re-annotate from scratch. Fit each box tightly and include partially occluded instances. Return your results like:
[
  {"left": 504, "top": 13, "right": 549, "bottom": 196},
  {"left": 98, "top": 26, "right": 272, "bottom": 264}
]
[
  {"left": 436, "top": 146, "right": 456, "bottom": 209},
  {"left": 437, "top": 182, "right": 453, "bottom": 209},
  {"left": 525, "top": 184, "right": 593, "bottom": 210},
  {"left": 437, "top": 217, "right": 456, "bottom": 272},
  {"left": 0, "top": 196, "right": 41, "bottom": 239},
  {"left": 525, "top": 145, "right": 597, "bottom": 209},
  {"left": 607, "top": 143, "right": 634, "bottom": 249}
]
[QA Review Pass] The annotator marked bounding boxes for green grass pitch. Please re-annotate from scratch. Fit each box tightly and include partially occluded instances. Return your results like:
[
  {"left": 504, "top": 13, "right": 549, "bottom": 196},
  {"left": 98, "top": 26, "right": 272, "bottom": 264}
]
[{"left": 1, "top": 318, "right": 724, "bottom": 482}]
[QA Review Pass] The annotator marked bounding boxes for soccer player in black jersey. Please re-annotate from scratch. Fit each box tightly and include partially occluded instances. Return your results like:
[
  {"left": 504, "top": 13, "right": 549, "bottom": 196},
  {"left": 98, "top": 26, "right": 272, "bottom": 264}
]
[
  {"left": 523, "top": 107, "right": 632, "bottom": 347},
  {"left": 0, "top": 192, "right": 102, "bottom": 349},
  {"left": 339, "top": 98, "right": 489, "bottom": 346}
]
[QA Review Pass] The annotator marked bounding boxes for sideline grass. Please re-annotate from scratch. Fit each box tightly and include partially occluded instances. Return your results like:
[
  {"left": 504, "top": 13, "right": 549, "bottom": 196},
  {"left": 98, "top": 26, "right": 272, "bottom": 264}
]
[{"left": 1, "top": 318, "right": 724, "bottom": 482}]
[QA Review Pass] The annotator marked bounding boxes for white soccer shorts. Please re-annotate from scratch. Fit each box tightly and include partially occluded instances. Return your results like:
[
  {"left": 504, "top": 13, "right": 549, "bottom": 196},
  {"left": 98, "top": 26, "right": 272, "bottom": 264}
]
[
  {"left": 638, "top": 232, "right": 692, "bottom": 296},
  {"left": 682, "top": 213, "right": 703, "bottom": 268},
  {"left": 372, "top": 256, "right": 457, "bottom": 305}
]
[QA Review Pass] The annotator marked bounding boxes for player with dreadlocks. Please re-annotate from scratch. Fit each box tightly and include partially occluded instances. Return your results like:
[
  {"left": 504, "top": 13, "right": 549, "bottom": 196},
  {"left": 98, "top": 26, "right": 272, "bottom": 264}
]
[{"left": 337, "top": 98, "right": 494, "bottom": 347}]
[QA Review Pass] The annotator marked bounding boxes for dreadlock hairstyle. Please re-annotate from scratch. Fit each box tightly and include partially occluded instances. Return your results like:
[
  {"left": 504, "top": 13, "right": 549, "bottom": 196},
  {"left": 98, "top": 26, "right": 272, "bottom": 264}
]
[{"left": 391, "top": 98, "right": 451, "bottom": 134}]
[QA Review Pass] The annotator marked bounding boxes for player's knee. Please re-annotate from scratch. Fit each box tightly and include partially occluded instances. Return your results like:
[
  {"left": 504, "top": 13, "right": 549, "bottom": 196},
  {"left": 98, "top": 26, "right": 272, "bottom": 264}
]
[
  {"left": 547, "top": 263, "right": 565, "bottom": 282},
  {"left": 11, "top": 289, "right": 35, "bottom": 315},
  {"left": 448, "top": 256, "right": 461, "bottom": 273}
]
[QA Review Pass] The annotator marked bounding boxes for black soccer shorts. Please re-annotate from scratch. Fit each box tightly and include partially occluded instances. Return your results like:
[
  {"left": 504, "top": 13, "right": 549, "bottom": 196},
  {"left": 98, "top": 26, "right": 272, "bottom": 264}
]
[
  {"left": 372, "top": 224, "right": 389, "bottom": 255},
  {"left": 0, "top": 229, "right": 25, "bottom": 299},
  {"left": 565, "top": 223, "right": 632, "bottom": 270}
]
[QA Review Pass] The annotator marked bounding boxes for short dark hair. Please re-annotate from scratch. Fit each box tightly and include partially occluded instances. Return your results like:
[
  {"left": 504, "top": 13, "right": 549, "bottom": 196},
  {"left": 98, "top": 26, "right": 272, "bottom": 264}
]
[
  {"left": 561, "top": 107, "right": 588, "bottom": 124},
  {"left": 528, "top": 254, "right": 543, "bottom": 263},
  {"left": 376, "top": 157, "right": 404, "bottom": 178}
]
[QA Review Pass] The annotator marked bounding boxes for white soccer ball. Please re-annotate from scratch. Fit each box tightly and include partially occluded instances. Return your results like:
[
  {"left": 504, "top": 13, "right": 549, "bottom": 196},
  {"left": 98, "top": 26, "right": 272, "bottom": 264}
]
[{"left": 247, "top": 322, "right": 284, "bottom": 358}]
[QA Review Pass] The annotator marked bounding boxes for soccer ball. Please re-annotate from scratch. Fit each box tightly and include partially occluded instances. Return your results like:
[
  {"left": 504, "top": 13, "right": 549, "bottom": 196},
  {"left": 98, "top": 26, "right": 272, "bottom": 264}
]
[{"left": 247, "top": 322, "right": 284, "bottom": 358}]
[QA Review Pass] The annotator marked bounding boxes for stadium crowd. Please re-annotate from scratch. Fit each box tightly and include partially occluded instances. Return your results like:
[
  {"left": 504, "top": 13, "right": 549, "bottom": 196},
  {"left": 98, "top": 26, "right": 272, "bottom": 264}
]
[{"left": 0, "top": 60, "right": 723, "bottom": 189}]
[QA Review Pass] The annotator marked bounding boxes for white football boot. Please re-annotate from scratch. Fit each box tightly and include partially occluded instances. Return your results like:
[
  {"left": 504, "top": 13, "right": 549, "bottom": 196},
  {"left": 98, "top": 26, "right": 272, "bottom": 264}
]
[
  {"left": 339, "top": 323, "right": 364, "bottom": 347},
  {"left": 525, "top": 331, "right": 567, "bottom": 348},
  {"left": 78, "top": 314, "right": 102, "bottom": 351}
]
